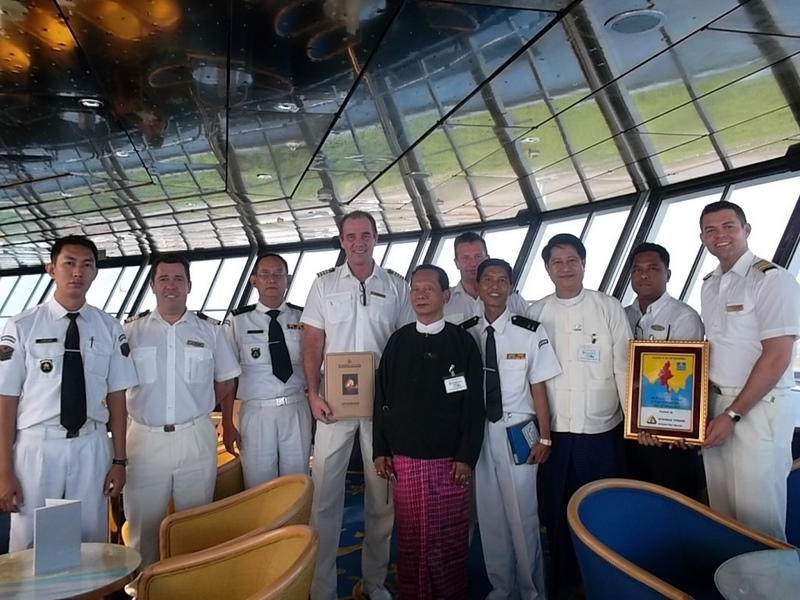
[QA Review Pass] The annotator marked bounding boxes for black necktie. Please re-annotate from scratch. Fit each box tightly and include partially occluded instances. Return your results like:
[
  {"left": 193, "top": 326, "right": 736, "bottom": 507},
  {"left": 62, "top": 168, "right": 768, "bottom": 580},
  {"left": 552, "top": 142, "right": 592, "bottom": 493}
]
[
  {"left": 267, "top": 310, "right": 293, "bottom": 383},
  {"left": 485, "top": 325, "right": 502, "bottom": 423},
  {"left": 61, "top": 312, "right": 87, "bottom": 436}
]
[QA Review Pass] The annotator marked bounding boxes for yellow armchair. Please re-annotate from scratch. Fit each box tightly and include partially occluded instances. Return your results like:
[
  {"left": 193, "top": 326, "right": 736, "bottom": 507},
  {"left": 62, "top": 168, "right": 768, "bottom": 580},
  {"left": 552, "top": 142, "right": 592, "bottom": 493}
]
[
  {"left": 139, "top": 525, "right": 318, "bottom": 600},
  {"left": 159, "top": 473, "right": 313, "bottom": 560}
]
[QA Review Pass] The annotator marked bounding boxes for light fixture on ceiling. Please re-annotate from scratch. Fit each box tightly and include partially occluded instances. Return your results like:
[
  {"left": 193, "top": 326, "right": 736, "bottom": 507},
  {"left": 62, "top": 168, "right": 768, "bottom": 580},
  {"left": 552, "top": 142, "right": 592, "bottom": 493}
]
[
  {"left": 0, "top": 35, "right": 30, "bottom": 73},
  {"left": 274, "top": 102, "right": 299, "bottom": 113},
  {"left": 79, "top": 98, "right": 104, "bottom": 109},
  {"left": 256, "top": 173, "right": 273, "bottom": 180},
  {"left": 24, "top": 6, "right": 77, "bottom": 52},
  {"left": 605, "top": 9, "right": 666, "bottom": 34}
]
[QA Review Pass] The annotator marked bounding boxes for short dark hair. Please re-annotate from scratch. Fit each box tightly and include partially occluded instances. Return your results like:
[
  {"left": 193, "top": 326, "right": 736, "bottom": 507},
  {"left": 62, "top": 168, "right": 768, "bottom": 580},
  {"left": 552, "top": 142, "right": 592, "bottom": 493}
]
[
  {"left": 542, "top": 233, "right": 586, "bottom": 264},
  {"left": 453, "top": 232, "right": 487, "bottom": 257},
  {"left": 630, "top": 242, "right": 670, "bottom": 269},
  {"left": 50, "top": 235, "right": 98, "bottom": 263},
  {"left": 477, "top": 258, "right": 512, "bottom": 281},
  {"left": 700, "top": 200, "right": 747, "bottom": 228},
  {"left": 412, "top": 264, "right": 449, "bottom": 291},
  {"left": 150, "top": 254, "right": 191, "bottom": 283},
  {"left": 251, "top": 252, "right": 289, "bottom": 276},
  {"left": 338, "top": 210, "right": 378, "bottom": 237}
]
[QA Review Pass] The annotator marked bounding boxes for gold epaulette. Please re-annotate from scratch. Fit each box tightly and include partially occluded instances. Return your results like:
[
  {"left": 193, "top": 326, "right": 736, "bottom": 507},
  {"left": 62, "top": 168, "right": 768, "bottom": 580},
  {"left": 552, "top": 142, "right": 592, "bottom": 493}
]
[
  {"left": 752, "top": 259, "right": 777, "bottom": 273},
  {"left": 125, "top": 310, "right": 150, "bottom": 323},
  {"left": 317, "top": 267, "right": 335, "bottom": 277},
  {"left": 197, "top": 312, "right": 221, "bottom": 325}
]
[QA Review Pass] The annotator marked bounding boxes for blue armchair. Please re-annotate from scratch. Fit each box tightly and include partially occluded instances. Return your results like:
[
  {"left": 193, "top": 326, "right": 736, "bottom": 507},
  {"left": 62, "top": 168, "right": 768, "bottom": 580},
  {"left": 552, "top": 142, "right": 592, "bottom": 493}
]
[{"left": 568, "top": 478, "right": 792, "bottom": 599}]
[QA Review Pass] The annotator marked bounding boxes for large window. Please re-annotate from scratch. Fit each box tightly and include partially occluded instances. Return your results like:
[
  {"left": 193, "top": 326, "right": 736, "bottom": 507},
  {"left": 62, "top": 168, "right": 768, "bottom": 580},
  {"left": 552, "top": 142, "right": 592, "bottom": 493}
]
[{"left": 519, "top": 217, "right": 586, "bottom": 301}]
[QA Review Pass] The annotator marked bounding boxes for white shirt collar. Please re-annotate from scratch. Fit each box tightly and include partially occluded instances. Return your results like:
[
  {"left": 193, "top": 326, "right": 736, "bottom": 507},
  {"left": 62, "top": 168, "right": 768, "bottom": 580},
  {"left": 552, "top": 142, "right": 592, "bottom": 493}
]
[
  {"left": 555, "top": 288, "right": 586, "bottom": 307},
  {"left": 256, "top": 301, "right": 286, "bottom": 313},
  {"left": 416, "top": 318, "right": 446, "bottom": 334}
]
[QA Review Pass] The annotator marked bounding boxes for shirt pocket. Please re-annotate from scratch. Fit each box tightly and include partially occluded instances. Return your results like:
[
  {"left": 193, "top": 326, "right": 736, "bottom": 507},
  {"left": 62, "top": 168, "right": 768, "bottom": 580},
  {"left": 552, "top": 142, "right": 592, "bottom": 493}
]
[
  {"left": 368, "top": 292, "right": 396, "bottom": 324},
  {"left": 325, "top": 292, "right": 353, "bottom": 323},
  {"left": 724, "top": 303, "right": 756, "bottom": 340},
  {"left": 185, "top": 346, "right": 214, "bottom": 385},
  {"left": 285, "top": 330, "right": 302, "bottom": 364},
  {"left": 132, "top": 346, "right": 158, "bottom": 385},
  {"left": 585, "top": 379, "right": 621, "bottom": 421},
  {"left": 84, "top": 339, "right": 112, "bottom": 380},
  {"left": 498, "top": 358, "right": 527, "bottom": 397},
  {"left": 27, "top": 343, "right": 64, "bottom": 382}
]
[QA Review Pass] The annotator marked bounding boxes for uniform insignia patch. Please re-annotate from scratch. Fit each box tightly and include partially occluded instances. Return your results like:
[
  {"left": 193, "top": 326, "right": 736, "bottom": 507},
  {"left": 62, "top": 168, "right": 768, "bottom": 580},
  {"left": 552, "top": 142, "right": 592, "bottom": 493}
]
[
  {"left": 386, "top": 268, "right": 405, "bottom": 279},
  {"left": 538, "top": 339, "right": 550, "bottom": 348},
  {"left": 251, "top": 347, "right": 261, "bottom": 359},
  {"left": 702, "top": 272, "right": 714, "bottom": 281},
  {"left": 0, "top": 335, "right": 15, "bottom": 343},
  {"left": 317, "top": 267, "right": 335, "bottom": 277},
  {"left": 752, "top": 259, "right": 777, "bottom": 273},
  {"left": 651, "top": 325, "right": 665, "bottom": 331},
  {"left": 187, "top": 340, "right": 205, "bottom": 348},
  {"left": 120, "top": 343, "right": 130, "bottom": 357},
  {"left": 459, "top": 316, "right": 479, "bottom": 330},
  {"left": 287, "top": 323, "right": 304, "bottom": 330},
  {"left": 125, "top": 310, "right": 151, "bottom": 323},
  {"left": 0, "top": 345, "right": 13, "bottom": 361},
  {"left": 511, "top": 315, "right": 540, "bottom": 332},
  {"left": 196, "top": 312, "right": 220, "bottom": 325},
  {"left": 506, "top": 353, "right": 526, "bottom": 360},
  {"left": 286, "top": 302, "right": 304, "bottom": 312},
  {"left": 232, "top": 304, "right": 256, "bottom": 316},
  {"left": 40, "top": 359, "right": 53, "bottom": 373}
]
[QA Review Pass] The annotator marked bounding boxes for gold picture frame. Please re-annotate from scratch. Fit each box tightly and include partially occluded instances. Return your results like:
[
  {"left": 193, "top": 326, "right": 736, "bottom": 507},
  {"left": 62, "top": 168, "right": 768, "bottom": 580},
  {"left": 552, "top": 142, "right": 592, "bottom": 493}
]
[{"left": 624, "top": 340, "right": 710, "bottom": 445}]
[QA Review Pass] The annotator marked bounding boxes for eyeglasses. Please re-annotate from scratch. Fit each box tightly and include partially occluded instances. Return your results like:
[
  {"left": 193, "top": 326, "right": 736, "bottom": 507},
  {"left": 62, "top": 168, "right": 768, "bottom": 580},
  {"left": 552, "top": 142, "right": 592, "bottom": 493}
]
[
  {"left": 359, "top": 281, "right": 367, "bottom": 306},
  {"left": 256, "top": 270, "right": 286, "bottom": 280}
]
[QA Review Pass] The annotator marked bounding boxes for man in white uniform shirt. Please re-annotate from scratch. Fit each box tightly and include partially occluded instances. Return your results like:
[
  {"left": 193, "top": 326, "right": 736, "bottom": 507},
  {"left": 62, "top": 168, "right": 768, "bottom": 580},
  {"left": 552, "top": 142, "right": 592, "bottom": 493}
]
[
  {"left": 465, "top": 258, "right": 561, "bottom": 600},
  {"left": 123, "top": 254, "right": 241, "bottom": 574},
  {"left": 444, "top": 231, "right": 528, "bottom": 324},
  {"left": 699, "top": 200, "right": 800, "bottom": 540},
  {"left": 527, "top": 233, "right": 631, "bottom": 598},
  {"left": 223, "top": 252, "right": 311, "bottom": 487},
  {"left": 301, "top": 211, "right": 413, "bottom": 600},
  {"left": 0, "top": 235, "right": 137, "bottom": 551},
  {"left": 624, "top": 243, "right": 704, "bottom": 498}
]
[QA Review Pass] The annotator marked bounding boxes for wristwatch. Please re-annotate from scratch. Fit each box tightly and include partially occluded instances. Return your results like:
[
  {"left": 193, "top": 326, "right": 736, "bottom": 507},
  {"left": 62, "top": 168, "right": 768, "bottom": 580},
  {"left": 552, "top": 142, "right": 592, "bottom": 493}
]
[
  {"left": 112, "top": 458, "right": 129, "bottom": 467},
  {"left": 725, "top": 409, "right": 742, "bottom": 423}
]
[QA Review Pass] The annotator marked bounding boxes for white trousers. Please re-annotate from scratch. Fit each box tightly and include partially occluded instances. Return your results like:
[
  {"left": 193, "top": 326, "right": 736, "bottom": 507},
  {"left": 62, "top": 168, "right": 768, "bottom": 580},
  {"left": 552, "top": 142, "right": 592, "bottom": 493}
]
[
  {"left": 11, "top": 423, "right": 111, "bottom": 552},
  {"left": 475, "top": 418, "right": 546, "bottom": 600},
  {"left": 124, "top": 418, "right": 217, "bottom": 567},
  {"left": 704, "top": 389, "right": 794, "bottom": 541},
  {"left": 239, "top": 398, "right": 312, "bottom": 488},
  {"left": 310, "top": 418, "right": 394, "bottom": 600}
]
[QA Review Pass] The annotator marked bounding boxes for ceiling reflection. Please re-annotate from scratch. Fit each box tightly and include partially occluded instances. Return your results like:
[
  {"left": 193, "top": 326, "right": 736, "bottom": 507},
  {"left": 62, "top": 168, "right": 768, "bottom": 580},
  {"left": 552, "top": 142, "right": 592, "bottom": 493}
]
[{"left": 0, "top": 0, "right": 798, "bottom": 268}]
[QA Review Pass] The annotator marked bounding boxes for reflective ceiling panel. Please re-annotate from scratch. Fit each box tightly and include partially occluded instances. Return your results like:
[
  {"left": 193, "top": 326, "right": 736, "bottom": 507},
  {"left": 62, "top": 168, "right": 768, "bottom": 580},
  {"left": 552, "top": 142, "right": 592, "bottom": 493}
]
[{"left": 0, "top": 0, "right": 797, "bottom": 269}]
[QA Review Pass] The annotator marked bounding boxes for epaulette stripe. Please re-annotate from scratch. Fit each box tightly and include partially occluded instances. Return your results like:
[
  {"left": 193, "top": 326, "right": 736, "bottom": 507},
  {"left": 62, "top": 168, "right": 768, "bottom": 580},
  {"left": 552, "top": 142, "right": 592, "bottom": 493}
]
[
  {"left": 460, "top": 316, "right": 479, "bottom": 330},
  {"left": 231, "top": 304, "right": 256, "bottom": 316},
  {"left": 511, "top": 315, "right": 540, "bottom": 332},
  {"left": 286, "top": 302, "right": 304, "bottom": 312},
  {"left": 752, "top": 259, "right": 777, "bottom": 273},
  {"left": 317, "top": 267, "right": 335, "bottom": 277},
  {"left": 386, "top": 268, "right": 405, "bottom": 279},
  {"left": 702, "top": 272, "right": 714, "bottom": 281},
  {"left": 197, "top": 312, "right": 221, "bottom": 325},
  {"left": 125, "top": 309, "right": 150, "bottom": 324}
]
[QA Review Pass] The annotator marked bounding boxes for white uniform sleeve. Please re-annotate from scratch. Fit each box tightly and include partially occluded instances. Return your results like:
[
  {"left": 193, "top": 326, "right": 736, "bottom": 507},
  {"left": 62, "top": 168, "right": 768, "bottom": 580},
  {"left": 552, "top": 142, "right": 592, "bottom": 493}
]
[
  {"left": 213, "top": 326, "right": 242, "bottom": 382},
  {"left": 223, "top": 316, "right": 241, "bottom": 362},
  {"left": 756, "top": 270, "right": 800, "bottom": 341},
  {"left": 608, "top": 298, "right": 633, "bottom": 406},
  {"left": 300, "top": 277, "right": 326, "bottom": 330},
  {"left": 528, "top": 324, "right": 562, "bottom": 384},
  {"left": 107, "top": 319, "right": 138, "bottom": 393},
  {"left": 0, "top": 319, "right": 24, "bottom": 396}
]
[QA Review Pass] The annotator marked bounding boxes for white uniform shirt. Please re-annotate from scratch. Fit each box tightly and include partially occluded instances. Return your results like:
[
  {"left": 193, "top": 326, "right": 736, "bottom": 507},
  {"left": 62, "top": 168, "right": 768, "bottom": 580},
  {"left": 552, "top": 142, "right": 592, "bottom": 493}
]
[
  {"left": 0, "top": 300, "right": 137, "bottom": 429},
  {"left": 528, "top": 289, "right": 632, "bottom": 434},
  {"left": 702, "top": 250, "right": 800, "bottom": 389},
  {"left": 224, "top": 301, "right": 306, "bottom": 401},
  {"left": 124, "top": 310, "right": 241, "bottom": 426},
  {"left": 301, "top": 263, "right": 413, "bottom": 361},
  {"left": 444, "top": 281, "right": 529, "bottom": 325},
  {"left": 468, "top": 309, "right": 562, "bottom": 415},
  {"left": 625, "top": 292, "right": 704, "bottom": 341}
]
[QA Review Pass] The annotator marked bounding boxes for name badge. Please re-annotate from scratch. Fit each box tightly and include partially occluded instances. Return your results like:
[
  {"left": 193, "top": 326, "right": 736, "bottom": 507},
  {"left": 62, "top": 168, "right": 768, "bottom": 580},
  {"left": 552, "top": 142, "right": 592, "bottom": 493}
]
[
  {"left": 35, "top": 338, "right": 58, "bottom": 344},
  {"left": 506, "top": 353, "right": 526, "bottom": 360},
  {"left": 578, "top": 346, "right": 600, "bottom": 363},
  {"left": 187, "top": 340, "right": 205, "bottom": 348},
  {"left": 726, "top": 304, "right": 744, "bottom": 313},
  {"left": 650, "top": 325, "right": 665, "bottom": 331},
  {"left": 287, "top": 323, "right": 304, "bottom": 330},
  {"left": 444, "top": 374, "right": 468, "bottom": 394},
  {"left": 247, "top": 329, "right": 264, "bottom": 334}
]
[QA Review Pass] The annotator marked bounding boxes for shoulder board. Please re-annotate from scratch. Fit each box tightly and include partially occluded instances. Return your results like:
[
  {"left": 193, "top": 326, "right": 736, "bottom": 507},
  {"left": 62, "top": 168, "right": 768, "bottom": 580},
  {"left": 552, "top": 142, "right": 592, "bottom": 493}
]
[
  {"left": 386, "top": 268, "right": 405, "bottom": 279},
  {"left": 702, "top": 271, "right": 714, "bottom": 281},
  {"left": 511, "top": 315, "right": 540, "bottom": 332},
  {"left": 125, "top": 310, "right": 150, "bottom": 324},
  {"left": 752, "top": 259, "right": 777, "bottom": 273},
  {"left": 317, "top": 267, "right": 335, "bottom": 277},
  {"left": 196, "top": 312, "right": 221, "bottom": 325},
  {"left": 459, "top": 316, "right": 479, "bottom": 330},
  {"left": 286, "top": 302, "right": 304, "bottom": 312},
  {"left": 231, "top": 304, "right": 256, "bottom": 316}
]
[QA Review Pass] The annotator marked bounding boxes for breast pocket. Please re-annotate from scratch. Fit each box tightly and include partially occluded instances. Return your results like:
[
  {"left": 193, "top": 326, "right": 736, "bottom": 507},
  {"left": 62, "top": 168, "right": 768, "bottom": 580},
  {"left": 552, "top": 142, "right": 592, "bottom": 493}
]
[
  {"left": 725, "top": 303, "right": 757, "bottom": 340},
  {"left": 132, "top": 347, "right": 158, "bottom": 385},
  {"left": 285, "top": 330, "right": 302, "bottom": 364},
  {"left": 84, "top": 340, "right": 112, "bottom": 380},
  {"left": 368, "top": 292, "right": 396, "bottom": 324},
  {"left": 325, "top": 292, "right": 353, "bottom": 323},
  {"left": 499, "top": 358, "right": 527, "bottom": 397},
  {"left": 240, "top": 334, "right": 268, "bottom": 366},
  {"left": 185, "top": 347, "right": 214, "bottom": 385},
  {"left": 27, "top": 343, "right": 64, "bottom": 382}
]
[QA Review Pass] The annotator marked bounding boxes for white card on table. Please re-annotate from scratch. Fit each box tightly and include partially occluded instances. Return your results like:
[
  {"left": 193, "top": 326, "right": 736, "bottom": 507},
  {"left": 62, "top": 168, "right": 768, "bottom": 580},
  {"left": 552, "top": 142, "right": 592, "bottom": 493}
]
[{"left": 33, "top": 498, "right": 81, "bottom": 575}]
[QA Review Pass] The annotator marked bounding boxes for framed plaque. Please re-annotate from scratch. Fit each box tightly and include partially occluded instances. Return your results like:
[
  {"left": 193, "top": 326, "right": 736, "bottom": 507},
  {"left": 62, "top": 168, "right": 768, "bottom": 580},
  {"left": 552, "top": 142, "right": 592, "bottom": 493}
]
[{"left": 624, "top": 340, "right": 709, "bottom": 445}]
